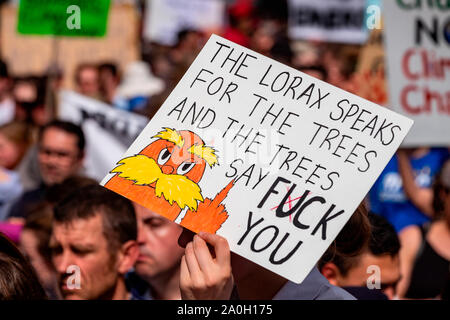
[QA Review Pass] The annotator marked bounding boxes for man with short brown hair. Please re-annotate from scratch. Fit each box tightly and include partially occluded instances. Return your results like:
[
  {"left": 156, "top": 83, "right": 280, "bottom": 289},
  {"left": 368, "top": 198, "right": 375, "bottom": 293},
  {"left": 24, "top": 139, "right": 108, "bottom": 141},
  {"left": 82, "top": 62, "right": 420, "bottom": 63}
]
[{"left": 50, "top": 185, "right": 139, "bottom": 300}]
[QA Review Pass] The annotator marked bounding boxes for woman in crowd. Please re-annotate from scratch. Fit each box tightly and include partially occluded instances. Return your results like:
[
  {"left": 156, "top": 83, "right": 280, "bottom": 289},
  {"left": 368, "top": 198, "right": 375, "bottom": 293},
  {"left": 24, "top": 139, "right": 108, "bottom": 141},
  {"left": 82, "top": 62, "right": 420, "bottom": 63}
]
[
  {"left": 0, "top": 232, "right": 47, "bottom": 300},
  {"left": 398, "top": 159, "right": 450, "bottom": 299},
  {"left": 0, "top": 121, "right": 32, "bottom": 220}
]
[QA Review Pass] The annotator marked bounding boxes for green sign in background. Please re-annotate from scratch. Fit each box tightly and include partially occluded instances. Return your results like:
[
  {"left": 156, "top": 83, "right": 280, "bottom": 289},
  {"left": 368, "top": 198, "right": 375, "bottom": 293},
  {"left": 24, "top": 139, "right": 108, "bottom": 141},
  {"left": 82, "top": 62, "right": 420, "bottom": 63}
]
[{"left": 17, "top": 0, "right": 111, "bottom": 37}]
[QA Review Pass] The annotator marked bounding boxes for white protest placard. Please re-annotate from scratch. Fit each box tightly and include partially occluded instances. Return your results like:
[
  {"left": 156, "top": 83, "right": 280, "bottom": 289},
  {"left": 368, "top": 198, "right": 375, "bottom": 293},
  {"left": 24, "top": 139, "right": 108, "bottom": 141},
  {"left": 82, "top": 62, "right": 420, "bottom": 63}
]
[
  {"left": 383, "top": 1, "right": 450, "bottom": 146},
  {"left": 143, "top": 0, "right": 225, "bottom": 46},
  {"left": 288, "top": 0, "right": 368, "bottom": 44},
  {"left": 101, "top": 34, "right": 413, "bottom": 284},
  {"left": 58, "top": 90, "right": 148, "bottom": 181}
]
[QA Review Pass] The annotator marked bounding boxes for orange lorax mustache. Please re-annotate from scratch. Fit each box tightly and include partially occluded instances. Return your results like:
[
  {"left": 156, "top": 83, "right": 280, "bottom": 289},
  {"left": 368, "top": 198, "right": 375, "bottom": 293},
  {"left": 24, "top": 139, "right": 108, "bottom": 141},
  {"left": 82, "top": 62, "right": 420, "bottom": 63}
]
[{"left": 110, "top": 154, "right": 204, "bottom": 211}]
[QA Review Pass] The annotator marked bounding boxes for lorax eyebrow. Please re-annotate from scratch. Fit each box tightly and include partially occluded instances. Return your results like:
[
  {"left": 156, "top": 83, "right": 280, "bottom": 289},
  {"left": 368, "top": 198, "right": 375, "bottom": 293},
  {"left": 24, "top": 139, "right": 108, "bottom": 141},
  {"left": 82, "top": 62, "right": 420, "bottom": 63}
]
[
  {"left": 152, "top": 127, "right": 184, "bottom": 148},
  {"left": 188, "top": 144, "right": 218, "bottom": 167}
]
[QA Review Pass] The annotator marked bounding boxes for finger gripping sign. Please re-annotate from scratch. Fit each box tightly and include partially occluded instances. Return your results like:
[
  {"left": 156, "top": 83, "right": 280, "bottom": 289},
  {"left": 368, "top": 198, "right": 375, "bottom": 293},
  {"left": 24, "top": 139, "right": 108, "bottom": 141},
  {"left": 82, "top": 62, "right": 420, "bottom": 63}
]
[{"left": 101, "top": 34, "right": 413, "bottom": 284}]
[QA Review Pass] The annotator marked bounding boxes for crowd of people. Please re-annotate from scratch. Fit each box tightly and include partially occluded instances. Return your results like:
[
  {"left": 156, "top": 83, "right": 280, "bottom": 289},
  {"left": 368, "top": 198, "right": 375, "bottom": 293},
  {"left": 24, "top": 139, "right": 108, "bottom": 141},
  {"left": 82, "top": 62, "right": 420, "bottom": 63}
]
[{"left": 0, "top": 0, "right": 449, "bottom": 300}]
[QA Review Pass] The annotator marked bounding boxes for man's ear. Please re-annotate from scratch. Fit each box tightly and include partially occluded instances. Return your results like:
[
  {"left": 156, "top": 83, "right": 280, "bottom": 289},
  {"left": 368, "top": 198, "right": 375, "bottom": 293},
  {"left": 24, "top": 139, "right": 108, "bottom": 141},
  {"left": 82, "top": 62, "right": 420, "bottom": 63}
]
[
  {"left": 320, "top": 262, "right": 341, "bottom": 286},
  {"left": 117, "top": 240, "right": 139, "bottom": 274}
]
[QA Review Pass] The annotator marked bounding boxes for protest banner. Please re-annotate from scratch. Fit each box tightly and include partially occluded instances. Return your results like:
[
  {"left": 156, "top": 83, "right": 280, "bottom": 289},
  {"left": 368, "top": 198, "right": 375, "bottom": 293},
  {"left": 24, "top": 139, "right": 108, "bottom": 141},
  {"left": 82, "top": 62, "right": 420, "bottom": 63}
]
[
  {"left": 288, "top": 0, "right": 368, "bottom": 44},
  {"left": 143, "top": 0, "right": 225, "bottom": 46},
  {"left": 383, "top": 0, "right": 450, "bottom": 146},
  {"left": 0, "top": 3, "right": 139, "bottom": 89},
  {"left": 101, "top": 34, "right": 413, "bottom": 284},
  {"left": 17, "top": 0, "right": 110, "bottom": 37},
  {"left": 59, "top": 90, "right": 148, "bottom": 182}
]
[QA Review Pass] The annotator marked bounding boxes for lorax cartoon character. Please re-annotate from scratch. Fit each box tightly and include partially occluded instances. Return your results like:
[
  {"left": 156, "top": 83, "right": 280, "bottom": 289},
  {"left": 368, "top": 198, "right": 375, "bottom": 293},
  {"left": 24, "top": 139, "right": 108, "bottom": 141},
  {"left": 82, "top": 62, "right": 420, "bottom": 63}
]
[{"left": 104, "top": 127, "right": 234, "bottom": 234}]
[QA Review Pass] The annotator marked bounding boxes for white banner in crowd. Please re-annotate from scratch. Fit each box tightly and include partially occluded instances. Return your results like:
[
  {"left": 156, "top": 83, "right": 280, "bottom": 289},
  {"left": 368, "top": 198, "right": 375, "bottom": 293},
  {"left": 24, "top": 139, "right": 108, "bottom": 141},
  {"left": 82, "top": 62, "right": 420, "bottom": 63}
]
[
  {"left": 288, "top": 0, "right": 368, "bottom": 44},
  {"left": 101, "top": 35, "right": 412, "bottom": 284},
  {"left": 58, "top": 91, "right": 148, "bottom": 181},
  {"left": 144, "top": 0, "right": 225, "bottom": 46},
  {"left": 383, "top": 0, "right": 450, "bottom": 146}
]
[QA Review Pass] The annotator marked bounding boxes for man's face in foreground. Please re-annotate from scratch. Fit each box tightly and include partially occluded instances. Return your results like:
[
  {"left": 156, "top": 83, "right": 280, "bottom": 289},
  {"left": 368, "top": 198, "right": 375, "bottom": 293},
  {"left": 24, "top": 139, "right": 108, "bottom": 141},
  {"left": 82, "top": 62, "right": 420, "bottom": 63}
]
[
  {"left": 134, "top": 204, "right": 185, "bottom": 281},
  {"left": 50, "top": 214, "right": 120, "bottom": 300}
]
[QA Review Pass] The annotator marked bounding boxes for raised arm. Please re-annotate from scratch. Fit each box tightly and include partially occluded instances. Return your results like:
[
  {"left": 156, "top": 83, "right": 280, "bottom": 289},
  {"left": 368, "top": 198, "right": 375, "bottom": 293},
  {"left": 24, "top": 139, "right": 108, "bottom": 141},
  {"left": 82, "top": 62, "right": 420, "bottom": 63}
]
[{"left": 396, "top": 149, "right": 434, "bottom": 217}]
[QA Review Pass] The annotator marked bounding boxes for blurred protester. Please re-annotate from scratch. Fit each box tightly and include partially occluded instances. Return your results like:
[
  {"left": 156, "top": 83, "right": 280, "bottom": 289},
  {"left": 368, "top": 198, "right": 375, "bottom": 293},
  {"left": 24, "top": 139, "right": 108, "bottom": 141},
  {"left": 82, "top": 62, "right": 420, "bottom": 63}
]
[
  {"left": 7, "top": 120, "right": 85, "bottom": 222},
  {"left": 50, "top": 185, "right": 139, "bottom": 300},
  {"left": 116, "top": 61, "right": 165, "bottom": 112},
  {"left": 291, "top": 42, "right": 321, "bottom": 69},
  {"left": 126, "top": 203, "right": 185, "bottom": 300},
  {"left": 74, "top": 63, "right": 100, "bottom": 99},
  {"left": 398, "top": 159, "right": 450, "bottom": 299},
  {"left": 370, "top": 148, "right": 449, "bottom": 299},
  {"left": 170, "top": 30, "right": 204, "bottom": 69},
  {"left": 0, "top": 232, "right": 47, "bottom": 300},
  {"left": 223, "top": 0, "right": 254, "bottom": 47},
  {"left": 0, "top": 121, "right": 32, "bottom": 171},
  {"left": 0, "top": 121, "right": 32, "bottom": 220},
  {"left": 13, "top": 76, "right": 48, "bottom": 127},
  {"left": 250, "top": 22, "right": 276, "bottom": 57},
  {"left": 178, "top": 203, "right": 370, "bottom": 300},
  {"left": 0, "top": 60, "right": 14, "bottom": 126},
  {"left": 369, "top": 147, "right": 449, "bottom": 233},
  {"left": 98, "top": 62, "right": 128, "bottom": 110},
  {"left": 20, "top": 204, "right": 61, "bottom": 299},
  {"left": 18, "top": 176, "right": 97, "bottom": 299},
  {"left": 321, "top": 45, "right": 358, "bottom": 92},
  {"left": 319, "top": 213, "right": 401, "bottom": 300}
]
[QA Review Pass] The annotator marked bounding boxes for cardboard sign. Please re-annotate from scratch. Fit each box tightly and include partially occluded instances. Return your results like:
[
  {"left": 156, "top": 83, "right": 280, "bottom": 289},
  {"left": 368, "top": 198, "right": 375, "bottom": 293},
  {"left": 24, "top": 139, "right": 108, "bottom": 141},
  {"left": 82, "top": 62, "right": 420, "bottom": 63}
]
[
  {"left": 143, "top": 0, "right": 225, "bottom": 46},
  {"left": 383, "top": 1, "right": 450, "bottom": 146},
  {"left": 101, "top": 34, "right": 413, "bottom": 284},
  {"left": 1, "top": 3, "right": 139, "bottom": 89},
  {"left": 59, "top": 91, "right": 148, "bottom": 181},
  {"left": 17, "top": 0, "right": 110, "bottom": 37},
  {"left": 288, "top": 0, "right": 368, "bottom": 44}
]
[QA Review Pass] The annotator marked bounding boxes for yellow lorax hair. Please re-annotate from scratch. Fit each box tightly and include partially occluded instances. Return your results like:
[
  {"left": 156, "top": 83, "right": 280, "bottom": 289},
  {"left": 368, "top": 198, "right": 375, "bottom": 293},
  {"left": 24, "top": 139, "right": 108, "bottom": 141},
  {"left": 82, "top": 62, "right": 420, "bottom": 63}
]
[
  {"left": 152, "top": 127, "right": 184, "bottom": 148},
  {"left": 188, "top": 144, "right": 218, "bottom": 167},
  {"left": 110, "top": 154, "right": 204, "bottom": 211}
]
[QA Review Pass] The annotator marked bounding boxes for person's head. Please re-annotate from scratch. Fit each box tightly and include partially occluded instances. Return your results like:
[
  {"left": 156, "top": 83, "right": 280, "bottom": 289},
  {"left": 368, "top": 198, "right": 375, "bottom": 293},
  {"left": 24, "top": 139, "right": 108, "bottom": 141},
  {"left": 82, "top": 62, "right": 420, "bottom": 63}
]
[
  {"left": 319, "top": 212, "right": 401, "bottom": 299},
  {"left": 98, "top": 62, "right": 120, "bottom": 99},
  {"left": 74, "top": 63, "right": 99, "bottom": 97},
  {"left": 0, "top": 121, "right": 32, "bottom": 169},
  {"left": 13, "top": 76, "right": 48, "bottom": 125},
  {"left": 134, "top": 203, "right": 184, "bottom": 285},
  {"left": 50, "top": 185, "right": 138, "bottom": 300},
  {"left": 0, "top": 232, "right": 47, "bottom": 300},
  {"left": 433, "top": 159, "right": 450, "bottom": 225},
  {"left": 37, "top": 120, "right": 85, "bottom": 186},
  {"left": 20, "top": 204, "right": 59, "bottom": 298},
  {"left": 176, "top": 29, "right": 202, "bottom": 52}
]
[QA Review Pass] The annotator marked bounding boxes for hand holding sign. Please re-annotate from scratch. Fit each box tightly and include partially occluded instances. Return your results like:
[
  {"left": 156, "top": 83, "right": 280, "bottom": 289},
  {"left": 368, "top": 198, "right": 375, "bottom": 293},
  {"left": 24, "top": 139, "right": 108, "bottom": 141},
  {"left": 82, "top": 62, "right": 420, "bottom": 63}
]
[
  {"left": 102, "top": 34, "right": 413, "bottom": 284},
  {"left": 180, "top": 232, "right": 234, "bottom": 300}
]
